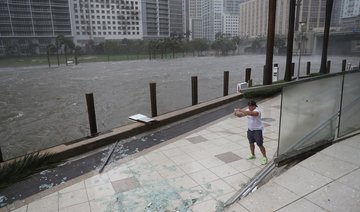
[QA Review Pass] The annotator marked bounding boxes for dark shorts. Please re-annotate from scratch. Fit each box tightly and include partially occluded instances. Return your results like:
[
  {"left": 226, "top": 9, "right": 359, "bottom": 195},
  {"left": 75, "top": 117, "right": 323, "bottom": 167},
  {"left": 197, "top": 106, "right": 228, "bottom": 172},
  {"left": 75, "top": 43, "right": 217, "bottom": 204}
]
[{"left": 247, "top": 130, "right": 264, "bottom": 146}]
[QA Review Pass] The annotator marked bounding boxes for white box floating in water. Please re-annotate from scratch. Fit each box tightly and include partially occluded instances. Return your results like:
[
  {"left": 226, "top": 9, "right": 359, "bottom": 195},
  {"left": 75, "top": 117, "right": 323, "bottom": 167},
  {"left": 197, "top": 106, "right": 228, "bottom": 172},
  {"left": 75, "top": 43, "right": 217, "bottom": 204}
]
[
  {"left": 128, "top": 114, "right": 155, "bottom": 123},
  {"left": 237, "top": 82, "right": 248, "bottom": 93}
]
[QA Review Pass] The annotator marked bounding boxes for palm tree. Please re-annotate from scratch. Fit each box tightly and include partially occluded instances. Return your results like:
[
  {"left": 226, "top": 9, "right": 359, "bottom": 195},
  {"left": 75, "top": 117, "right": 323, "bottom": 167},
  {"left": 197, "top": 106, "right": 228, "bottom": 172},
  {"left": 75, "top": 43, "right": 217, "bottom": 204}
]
[
  {"left": 62, "top": 38, "right": 75, "bottom": 65},
  {"left": 47, "top": 44, "right": 56, "bottom": 68},
  {"left": 55, "top": 35, "right": 65, "bottom": 66},
  {"left": 74, "top": 45, "right": 81, "bottom": 65}
]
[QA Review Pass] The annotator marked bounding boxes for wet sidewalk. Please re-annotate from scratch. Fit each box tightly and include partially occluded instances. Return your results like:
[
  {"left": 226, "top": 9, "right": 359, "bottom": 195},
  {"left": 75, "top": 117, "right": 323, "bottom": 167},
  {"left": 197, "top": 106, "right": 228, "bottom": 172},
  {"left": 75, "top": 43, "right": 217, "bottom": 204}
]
[
  {"left": 237, "top": 133, "right": 360, "bottom": 212},
  {"left": 1, "top": 95, "right": 281, "bottom": 212},
  {"left": 3, "top": 93, "right": 359, "bottom": 212}
]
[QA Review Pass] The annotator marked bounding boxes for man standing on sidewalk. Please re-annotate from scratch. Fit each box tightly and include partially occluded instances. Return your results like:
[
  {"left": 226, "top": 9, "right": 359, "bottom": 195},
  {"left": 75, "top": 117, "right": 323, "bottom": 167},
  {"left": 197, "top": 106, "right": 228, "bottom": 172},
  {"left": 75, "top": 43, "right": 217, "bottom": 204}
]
[{"left": 234, "top": 100, "right": 268, "bottom": 165}]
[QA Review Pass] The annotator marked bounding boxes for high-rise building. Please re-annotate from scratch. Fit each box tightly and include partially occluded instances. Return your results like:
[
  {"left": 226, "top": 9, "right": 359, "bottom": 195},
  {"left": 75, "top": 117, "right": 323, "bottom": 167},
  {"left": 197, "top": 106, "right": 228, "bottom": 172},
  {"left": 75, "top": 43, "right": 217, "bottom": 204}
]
[
  {"left": 169, "top": 0, "right": 184, "bottom": 36},
  {"left": 340, "top": 0, "right": 360, "bottom": 31},
  {"left": 342, "top": 0, "right": 360, "bottom": 18},
  {"left": 202, "top": 0, "right": 223, "bottom": 41},
  {"left": 239, "top": 0, "right": 291, "bottom": 38},
  {"left": 222, "top": 14, "right": 239, "bottom": 37},
  {"left": 71, "top": 0, "right": 142, "bottom": 46},
  {"left": 224, "top": 0, "right": 246, "bottom": 15},
  {"left": 0, "top": 0, "right": 71, "bottom": 55},
  {"left": 185, "top": 0, "right": 202, "bottom": 40},
  {"left": 141, "top": 0, "right": 170, "bottom": 39}
]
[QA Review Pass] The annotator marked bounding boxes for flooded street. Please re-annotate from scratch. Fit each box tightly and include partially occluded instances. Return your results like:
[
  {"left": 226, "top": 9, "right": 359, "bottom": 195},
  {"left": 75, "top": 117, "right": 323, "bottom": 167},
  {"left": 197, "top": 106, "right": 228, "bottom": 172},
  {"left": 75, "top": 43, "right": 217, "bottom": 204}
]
[{"left": 0, "top": 55, "right": 357, "bottom": 159}]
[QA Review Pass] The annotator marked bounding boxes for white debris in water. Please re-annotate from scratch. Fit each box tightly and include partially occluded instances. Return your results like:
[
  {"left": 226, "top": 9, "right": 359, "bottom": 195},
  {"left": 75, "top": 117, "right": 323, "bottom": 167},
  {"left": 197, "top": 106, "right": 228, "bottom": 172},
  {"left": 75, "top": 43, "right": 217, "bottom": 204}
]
[
  {"left": 40, "top": 170, "right": 51, "bottom": 175},
  {"left": 0, "top": 196, "right": 7, "bottom": 204},
  {"left": 7, "top": 112, "right": 24, "bottom": 122},
  {"left": 39, "top": 183, "right": 54, "bottom": 190},
  {"left": 58, "top": 161, "right": 71, "bottom": 167}
]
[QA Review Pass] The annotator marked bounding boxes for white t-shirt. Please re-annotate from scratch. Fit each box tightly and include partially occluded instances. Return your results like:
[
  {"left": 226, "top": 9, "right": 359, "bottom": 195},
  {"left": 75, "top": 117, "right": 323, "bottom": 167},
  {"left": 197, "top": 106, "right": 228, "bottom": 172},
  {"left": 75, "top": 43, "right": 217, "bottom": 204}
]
[{"left": 247, "top": 108, "right": 264, "bottom": 131}]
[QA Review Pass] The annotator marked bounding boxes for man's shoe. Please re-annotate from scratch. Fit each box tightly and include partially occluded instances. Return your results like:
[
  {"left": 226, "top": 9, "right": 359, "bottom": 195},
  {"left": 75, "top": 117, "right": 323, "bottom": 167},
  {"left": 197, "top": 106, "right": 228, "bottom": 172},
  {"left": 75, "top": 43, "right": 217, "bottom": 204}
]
[
  {"left": 261, "top": 157, "right": 268, "bottom": 165},
  {"left": 247, "top": 155, "right": 256, "bottom": 160}
]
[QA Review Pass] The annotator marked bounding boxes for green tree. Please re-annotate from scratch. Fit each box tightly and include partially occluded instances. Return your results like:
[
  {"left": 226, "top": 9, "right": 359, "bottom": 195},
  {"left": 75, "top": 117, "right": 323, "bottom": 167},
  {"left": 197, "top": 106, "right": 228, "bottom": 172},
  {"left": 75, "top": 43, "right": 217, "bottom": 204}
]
[
  {"left": 211, "top": 38, "right": 236, "bottom": 56},
  {"left": 4, "top": 40, "right": 19, "bottom": 57},
  {"left": 27, "top": 43, "right": 39, "bottom": 56},
  {"left": 191, "top": 39, "right": 209, "bottom": 56},
  {"left": 47, "top": 44, "right": 56, "bottom": 67}
]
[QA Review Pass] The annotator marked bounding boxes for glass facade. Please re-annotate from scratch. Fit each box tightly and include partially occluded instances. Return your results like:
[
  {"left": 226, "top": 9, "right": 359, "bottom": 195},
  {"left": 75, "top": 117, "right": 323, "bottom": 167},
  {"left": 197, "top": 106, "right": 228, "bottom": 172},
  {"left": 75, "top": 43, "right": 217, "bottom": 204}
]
[
  {"left": 339, "top": 72, "right": 360, "bottom": 137},
  {"left": 277, "top": 71, "right": 360, "bottom": 163}
]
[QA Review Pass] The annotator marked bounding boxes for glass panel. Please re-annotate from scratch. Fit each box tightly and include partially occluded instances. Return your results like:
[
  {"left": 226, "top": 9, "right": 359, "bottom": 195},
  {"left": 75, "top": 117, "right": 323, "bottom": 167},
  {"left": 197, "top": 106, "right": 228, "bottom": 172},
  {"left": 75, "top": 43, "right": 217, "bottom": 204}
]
[
  {"left": 278, "top": 75, "right": 343, "bottom": 158},
  {"left": 339, "top": 72, "right": 360, "bottom": 137}
]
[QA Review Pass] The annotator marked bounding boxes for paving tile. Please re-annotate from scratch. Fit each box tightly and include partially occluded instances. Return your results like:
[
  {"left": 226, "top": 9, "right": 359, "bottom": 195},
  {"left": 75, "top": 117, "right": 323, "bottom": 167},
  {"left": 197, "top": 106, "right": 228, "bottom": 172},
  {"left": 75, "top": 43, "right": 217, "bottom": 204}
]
[
  {"left": 86, "top": 183, "right": 115, "bottom": 201},
  {"left": 189, "top": 169, "right": 220, "bottom": 185},
  {"left": 106, "top": 164, "right": 134, "bottom": 181},
  {"left": 215, "top": 152, "right": 242, "bottom": 163},
  {"left": 209, "top": 138, "right": 233, "bottom": 146},
  {"left": 27, "top": 194, "right": 58, "bottom": 212},
  {"left": 58, "top": 189, "right": 88, "bottom": 209},
  {"left": 273, "top": 165, "right": 332, "bottom": 196},
  {"left": 161, "top": 147, "right": 186, "bottom": 157},
  {"left": 277, "top": 198, "right": 327, "bottom": 212},
  {"left": 200, "top": 179, "right": 235, "bottom": 198},
  {"left": 215, "top": 191, "right": 236, "bottom": 203},
  {"left": 305, "top": 181, "right": 360, "bottom": 212},
  {"left": 89, "top": 196, "right": 118, "bottom": 212},
  {"left": 224, "top": 202, "right": 249, "bottom": 212},
  {"left": 202, "top": 133, "right": 223, "bottom": 140},
  {"left": 59, "top": 202, "right": 90, "bottom": 212},
  {"left": 169, "top": 154, "right": 196, "bottom": 165},
  {"left": 84, "top": 174, "right": 110, "bottom": 188},
  {"left": 241, "top": 167, "right": 262, "bottom": 178},
  {"left": 198, "top": 157, "right": 226, "bottom": 169},
  {"left": 223, "top": 173, "right": 250, "bottom": 190},
  {"left": 156, "top": 164, "right": 186, "bottom": 179},
  {"left": 206, "top": 145, "right": 230, "bottom": 155},
  {"left": 239, "top": 182, "right": 299, "bottom": 212},
  {"left": 9, "top": 205, "right": 27, "bottom": 212},
  {"left": 59, "top": 182, "right": 85, "bottom": 194},
  {"left": 173, "top": 138, "right": 194, "bottom": 146},
  {"left": 225, "top": 134, "right": 247, "bottom": 143},
  {"left": 192, "top": 199, "right": 218, "bottom": 212},
  {"left": 133, "top": 169, "right": 164, "bottom": 185},
  {"left": 141, "top": 182, "right": 182, "bottom": 210},
  {"left": 112, "top": 188, "right": 146, "bottom": 211},
  {"left": 111, "top": 177, "right": 141, "bottom": 193},
  {"left": 338, "top": 168, "right": 360, "bottom": 191},
  {"left": 209, "top": 164, "right": 239, "bottom": 178},
  {"left": 179, "top": 161, "right": 207, "bottom": 174},
  {"left": 299, "top": 152, "right": 358, "bottom": 179},
  {"left": 178, "top": 185, "right": 212, "bottom": 204},
  {"left": 321, "top": 142, "right": 360, "bottom": 166},
  {"left": 167, "top": 175, "right": 199, "bottom": 190},
  {"left": 341, "top": 134, "right": 360, "bottom": 150},
  {"left": 143, "top": 152, "right": 170, "bottom": 163},
  {"left": 186, "top": 135, "right": 208, "bottom": 144},
  {"left": 186, "top": 150, "right": 212, "bottom": 160},
  {"left": 179, "top": 144, "right": 207, "bottom": 154}
]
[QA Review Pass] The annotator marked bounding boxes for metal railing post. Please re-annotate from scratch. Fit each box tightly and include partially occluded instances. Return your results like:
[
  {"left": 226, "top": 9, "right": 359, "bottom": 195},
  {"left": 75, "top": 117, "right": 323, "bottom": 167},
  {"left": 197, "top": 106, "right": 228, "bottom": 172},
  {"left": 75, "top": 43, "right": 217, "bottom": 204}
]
[
  {"left": 150, "top": 82, "right": 157, "bottom": 117},
  {"left": 191, "top": 76, "right": 198, "bottom": 105},
  {"left": 306, "top": 61, "right": 311, "bottom": 75},
  {"left": 245, "top": 68, "right": 251, "bottom": 83},
  {"left": 85, "top": 93, "right": 98, "bottom": 136},
  {"left": 223, "top": 71, "right": 229, "bottom": 96}
]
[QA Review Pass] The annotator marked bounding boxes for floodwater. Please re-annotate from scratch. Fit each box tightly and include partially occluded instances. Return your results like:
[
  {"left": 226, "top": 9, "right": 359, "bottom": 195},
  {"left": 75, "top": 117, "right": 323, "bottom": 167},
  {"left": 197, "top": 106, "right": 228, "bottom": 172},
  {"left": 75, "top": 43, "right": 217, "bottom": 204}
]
[{"left": 0, "top": 55, "right": 358, "bottom": 159}]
